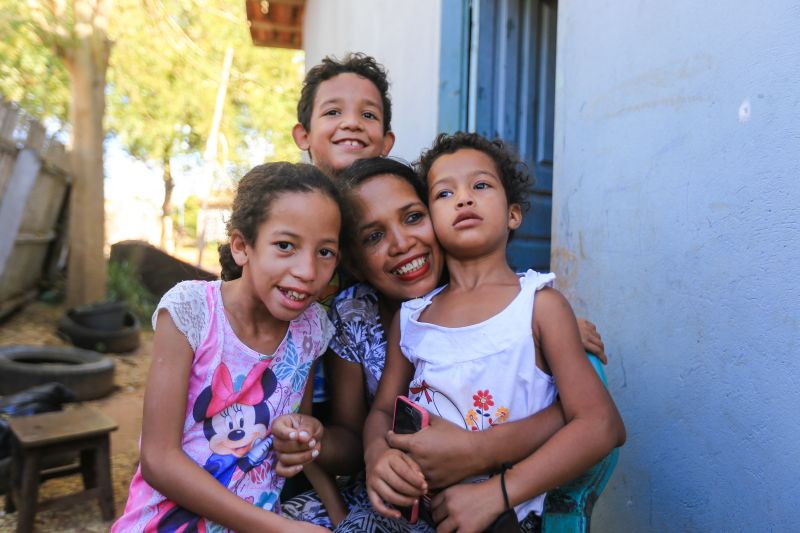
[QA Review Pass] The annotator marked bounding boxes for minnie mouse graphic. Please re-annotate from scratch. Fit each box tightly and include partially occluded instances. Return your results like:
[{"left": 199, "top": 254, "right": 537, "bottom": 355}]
[{"left": 150, "top": 360, "right": 278, "bottom": 532}]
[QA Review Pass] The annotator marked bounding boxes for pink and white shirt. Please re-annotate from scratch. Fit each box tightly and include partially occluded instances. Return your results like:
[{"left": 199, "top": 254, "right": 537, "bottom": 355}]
[{"left": 112, "top": 280, "right": 331, "bottom": 532}]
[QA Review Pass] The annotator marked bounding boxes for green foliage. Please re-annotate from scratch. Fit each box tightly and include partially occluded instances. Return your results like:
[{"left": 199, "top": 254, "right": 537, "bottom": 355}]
[
  {"left": 0, "top": 2, "right": 69, "bottom": 128},
  {"left": 1, "top": 0, "right": 304, "bottom": 170},
  {"left": 174, "top": 194, "right": 201, "bottom": 238},
  {"left": 107, "top": 0, "right": 305, "bottom": 170},
  {"left": 106, "top": 259, "right": 157, "bottom": 330}
]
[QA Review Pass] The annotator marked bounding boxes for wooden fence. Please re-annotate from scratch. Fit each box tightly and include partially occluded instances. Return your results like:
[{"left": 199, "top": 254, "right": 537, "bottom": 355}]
[{"left": 0, "top": 99, "right": 72, "bottom": 319}]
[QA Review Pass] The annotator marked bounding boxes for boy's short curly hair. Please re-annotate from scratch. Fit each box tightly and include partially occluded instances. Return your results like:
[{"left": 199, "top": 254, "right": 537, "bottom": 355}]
[
  {"left": 415, "top": 132, "right": 534, "bottom": 214},
  {"left": 297, "top": 53, "right": 392, "bottom": 134}
]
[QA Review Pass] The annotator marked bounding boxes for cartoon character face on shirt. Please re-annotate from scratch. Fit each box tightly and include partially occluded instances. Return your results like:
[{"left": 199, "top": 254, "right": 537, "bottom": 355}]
[
  {"left": 193, "top": 361, "right": 277, "bottom": 457},
  {"left": 207, "top": 402, "right": 269, "bottom": 457}
]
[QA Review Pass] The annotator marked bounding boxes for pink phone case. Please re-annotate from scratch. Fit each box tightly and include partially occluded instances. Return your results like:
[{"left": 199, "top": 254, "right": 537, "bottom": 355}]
[
  {"left": 393, "top": 395, "right": 430, "bottom": 433},
  {"left": 393, "top": 396, "right": 429, "bottom": 523}
]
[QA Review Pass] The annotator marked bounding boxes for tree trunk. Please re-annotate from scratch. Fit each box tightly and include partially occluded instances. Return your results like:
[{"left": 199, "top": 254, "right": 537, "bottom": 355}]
[
  {"left": 160, "top": 150, "right": 175, "bottom": 252},
  {"left": 63, "top": 0, "right": 111, "bottom": 307}
]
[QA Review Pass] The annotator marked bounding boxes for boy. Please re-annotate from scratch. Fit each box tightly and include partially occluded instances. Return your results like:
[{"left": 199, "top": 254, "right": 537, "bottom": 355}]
[{"left": 292, "top": 52, "right": 396, "bottom": 179}]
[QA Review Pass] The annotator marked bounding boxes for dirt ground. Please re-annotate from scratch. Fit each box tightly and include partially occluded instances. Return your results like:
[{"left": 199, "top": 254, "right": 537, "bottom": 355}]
[{"left": 0, "top": 299, "right": 151, "bottom": 532}]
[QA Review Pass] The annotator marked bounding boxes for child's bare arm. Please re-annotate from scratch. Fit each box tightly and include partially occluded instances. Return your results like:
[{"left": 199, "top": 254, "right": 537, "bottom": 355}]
[
  {"left": 141, "top": 311, "right": 297, "bottom": 532},
  {"left": 295, "top": 373, "right": 348, "bottom": 526},
  {"left": 363, "top": 314, "right": 427, "bottom": 519},
  {"left": 386, "top": 402, "right": 566, "bottom": 490},
  {"left": 431, "top": 288, "right": 625, "bottom": 532}
]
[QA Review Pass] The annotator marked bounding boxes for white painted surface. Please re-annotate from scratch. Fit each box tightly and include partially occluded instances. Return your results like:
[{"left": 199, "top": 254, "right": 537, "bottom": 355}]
[{"left": 303, "top": 0, "right": 442, "bottom": 162}]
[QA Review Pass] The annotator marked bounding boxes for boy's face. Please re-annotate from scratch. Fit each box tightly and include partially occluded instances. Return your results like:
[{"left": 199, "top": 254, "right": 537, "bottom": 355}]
[{"left": 293, "top": 73, "right": 395, "bottom": 177}]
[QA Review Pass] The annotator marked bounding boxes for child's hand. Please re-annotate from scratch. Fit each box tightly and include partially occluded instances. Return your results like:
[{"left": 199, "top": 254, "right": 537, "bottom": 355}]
[
  {"left": 386, "top": 414, "right": 479, "bottom": 489},
  {"left": 272, "top": 413, "right": 323, "bottom": 477},
  {"left": 431, "top": 479, "right": 504, "bottom": 533},
  {"left": 365, "top": 448, "right": 427, "bottom": 519},
  {"left": 577, "top": 318, "right": 607, "bottom": 363}
]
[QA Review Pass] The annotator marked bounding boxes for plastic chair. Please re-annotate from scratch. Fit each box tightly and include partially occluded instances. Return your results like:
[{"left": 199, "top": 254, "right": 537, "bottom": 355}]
[{"left": 542, "top": 354, "right": 620, "bottom": 533}]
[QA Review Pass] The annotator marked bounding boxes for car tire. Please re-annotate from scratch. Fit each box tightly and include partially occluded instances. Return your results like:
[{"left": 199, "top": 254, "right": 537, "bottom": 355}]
[
  {"left": 0, "top": 345, "right": 115, "bottom": 401},
  {"left": 57, "top": 309, "right": 141, "bottom": 353}
]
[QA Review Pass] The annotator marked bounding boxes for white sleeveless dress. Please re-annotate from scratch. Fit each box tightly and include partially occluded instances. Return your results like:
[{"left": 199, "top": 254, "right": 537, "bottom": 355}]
[{"left": 399, "top": 270, "right": 558, "bottom": 520}]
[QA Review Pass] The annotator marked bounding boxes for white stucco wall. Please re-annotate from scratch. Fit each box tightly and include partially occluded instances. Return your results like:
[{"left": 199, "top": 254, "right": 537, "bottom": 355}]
[
  {"left": 552, "top": 1, "right": 800, "bottom": 530},
  {"left": 302, "top": 0, "right": 441, "bottom": 163}
]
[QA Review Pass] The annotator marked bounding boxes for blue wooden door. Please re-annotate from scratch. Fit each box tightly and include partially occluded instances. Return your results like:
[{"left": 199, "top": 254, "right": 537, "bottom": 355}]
[{"left": 439, "top": 0, "right": 558, "bottom": 272}]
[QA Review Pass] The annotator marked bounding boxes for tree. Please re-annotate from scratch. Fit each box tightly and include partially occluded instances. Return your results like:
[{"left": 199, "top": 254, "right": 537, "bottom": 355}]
[
  {"left": 28, "top": 0, "right": 111, "bottom": 307},
  {"left": 0, "top": 0, "right": 303, "bottom": 291},
  {"left": 107, "top": 0, "right": 303, "bottom": 249}
]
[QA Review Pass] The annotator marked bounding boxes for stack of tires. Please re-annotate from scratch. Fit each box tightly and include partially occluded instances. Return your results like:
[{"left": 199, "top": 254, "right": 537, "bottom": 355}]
[{"left": 57, "top": 300, "right": 141, "bottom": 354}]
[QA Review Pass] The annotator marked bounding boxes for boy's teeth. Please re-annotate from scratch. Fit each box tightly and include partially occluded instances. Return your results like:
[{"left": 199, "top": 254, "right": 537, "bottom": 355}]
[{"left": 393, "top": 257, "right": 427, "bottom": 275}]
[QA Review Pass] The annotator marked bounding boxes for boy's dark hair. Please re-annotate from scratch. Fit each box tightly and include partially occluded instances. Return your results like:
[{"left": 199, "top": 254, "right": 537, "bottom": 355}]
[
  {"left": 335, "top": 157, "right": 424, "bottom": 278},
  {"left": 416, "top": 132, "right": 534, "bottom": 242},
  {"left": 297, "top": 53, "right": 393, "bottom": 134},
  {"left": 218, "top": 162, "right": 348, "bottom": 281}
]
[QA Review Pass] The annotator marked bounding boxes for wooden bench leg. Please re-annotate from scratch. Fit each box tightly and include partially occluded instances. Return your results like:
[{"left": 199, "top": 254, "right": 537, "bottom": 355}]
[
  {"left": 80, "top": 447, "right": 98, "bottom": 489},
  {"left": 95, "top": 437, "right": 115, "bottom": 520},
  {"left": 16, "top": 450, "right": 40, "bottom": 533}
]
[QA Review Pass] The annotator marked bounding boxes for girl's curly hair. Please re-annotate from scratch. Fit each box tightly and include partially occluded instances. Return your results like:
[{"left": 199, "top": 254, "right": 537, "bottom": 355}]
[{"left": 415, "top": 132, "right": 534, "bottom": 241}]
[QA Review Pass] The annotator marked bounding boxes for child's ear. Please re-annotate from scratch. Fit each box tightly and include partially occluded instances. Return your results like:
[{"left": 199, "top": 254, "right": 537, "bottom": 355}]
[
  {"left": 292, "top": 123, "right": 311, "bottom": 151},
  {"left": 380, "top": 130, "right": 396, "bottom": 156},
  {"left": 508, "top": 203, "right": 523, "bottom": 231},
  {"left": 230, "top": 230, "right": 250, "bottom": 266}
]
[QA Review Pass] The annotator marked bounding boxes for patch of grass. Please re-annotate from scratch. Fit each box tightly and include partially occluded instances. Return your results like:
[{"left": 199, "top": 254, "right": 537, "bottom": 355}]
[{"left": 107, "top": 259, "right": 157, "bottom": 330}]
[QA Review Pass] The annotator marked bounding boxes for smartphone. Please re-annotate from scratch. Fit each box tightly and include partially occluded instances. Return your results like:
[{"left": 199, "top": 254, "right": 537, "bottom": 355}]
[{"left": 392, "top": 396, "right": 429, "bottom": 522}]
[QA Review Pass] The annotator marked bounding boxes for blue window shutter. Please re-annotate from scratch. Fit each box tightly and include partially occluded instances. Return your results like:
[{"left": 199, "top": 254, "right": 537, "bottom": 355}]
[{"left": 439, "top": 0, "right": 558, "bottom": 273}]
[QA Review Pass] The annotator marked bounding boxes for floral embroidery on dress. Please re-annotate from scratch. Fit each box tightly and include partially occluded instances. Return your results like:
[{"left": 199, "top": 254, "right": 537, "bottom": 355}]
[{"left": 464, "top": 389, "right": 508, "bottom": 431}]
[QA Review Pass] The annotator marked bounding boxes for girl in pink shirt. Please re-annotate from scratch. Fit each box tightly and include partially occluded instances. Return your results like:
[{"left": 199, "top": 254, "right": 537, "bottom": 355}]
[{"left": 113, "top": 163, "right": 345, "bottom": 532}]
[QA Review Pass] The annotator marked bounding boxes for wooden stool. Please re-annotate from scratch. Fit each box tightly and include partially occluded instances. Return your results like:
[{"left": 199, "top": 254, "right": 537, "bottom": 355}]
[{"left": 4, "top": 406, "right": 118, "bottom": 533}]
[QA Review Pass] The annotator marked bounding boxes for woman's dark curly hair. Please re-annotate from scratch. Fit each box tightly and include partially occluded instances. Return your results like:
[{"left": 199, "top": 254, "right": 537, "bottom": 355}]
[
  {"left": 334, "top": 157, "right": 424, "bottom": 279},
  {"left": 297, "top": 53, "right": 392, "bottom": 134},
  {"left": 218, "top": 162, "right": 347, "bottom": 281},
  {"left": 415, "top": 132, "right": 534, "bottom": 241}
]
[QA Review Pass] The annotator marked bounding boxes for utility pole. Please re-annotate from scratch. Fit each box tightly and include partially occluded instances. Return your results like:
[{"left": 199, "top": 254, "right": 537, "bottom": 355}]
[{"left": 197, "top": 46, "right": 234, "bottom": 268}]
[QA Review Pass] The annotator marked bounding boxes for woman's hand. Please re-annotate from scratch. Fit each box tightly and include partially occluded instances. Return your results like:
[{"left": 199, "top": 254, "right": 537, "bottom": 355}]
[
  {"left": 365, "top": 448, "right": 427, "bottom": 519},
  {"left": 576, "top": 318, "right": 607, "bottom": 363},
  {"left": 272, "top": 413, "right": 322, "bottom": 477},
  {"left": 385, "top": 414, "right": 480, "bottom": 489},
  {"left": 430, "top": 478, "right": 505, "bottom": 533}
]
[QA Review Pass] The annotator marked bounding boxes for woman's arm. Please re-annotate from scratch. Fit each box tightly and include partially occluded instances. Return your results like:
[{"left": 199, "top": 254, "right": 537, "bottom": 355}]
[
  {"left": 295, "top": 369, "right": 348, "bottom": 526},
  {"left": 272, "top": 350, "right": 369, "bottom": 476},
  {"left": 317, "top": 349, "right": 369, "bottom": 474},
  {"left": 363, "top": 313, "right": 427, "bottom": 519},
  {"left": 386, "top": 401, "right": 566, "bottom": 490},
  {"left": 140, "top": 311, "right": 310, "bottom": 532},
  {"left": 431, "top": 288, "right": 625, "bottom": 533}
]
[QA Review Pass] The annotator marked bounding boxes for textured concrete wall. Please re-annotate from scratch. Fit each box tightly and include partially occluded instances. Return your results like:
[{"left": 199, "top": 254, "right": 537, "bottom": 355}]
[
  {"left": 551, "top": 1, "right": 800, "bottom": 530},
  {"left": 303, "top": 0, "right": 441, "bottom": 162}
]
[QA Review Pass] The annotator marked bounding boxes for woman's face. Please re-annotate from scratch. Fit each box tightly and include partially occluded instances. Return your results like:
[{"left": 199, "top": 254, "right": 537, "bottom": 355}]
[{"left": 351, "top": 174, "right": 443, "bottom": 305}]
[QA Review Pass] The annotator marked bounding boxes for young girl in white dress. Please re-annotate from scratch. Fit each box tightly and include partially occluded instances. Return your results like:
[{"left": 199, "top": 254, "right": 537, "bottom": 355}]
[{"left": 363, "top": 133, "right": 626, "bottom": 533}]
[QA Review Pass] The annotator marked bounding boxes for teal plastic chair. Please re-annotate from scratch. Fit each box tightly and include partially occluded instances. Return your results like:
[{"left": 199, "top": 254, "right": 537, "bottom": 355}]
[{"left": 541, "top": 354, "right": 620, "bottom": 533}]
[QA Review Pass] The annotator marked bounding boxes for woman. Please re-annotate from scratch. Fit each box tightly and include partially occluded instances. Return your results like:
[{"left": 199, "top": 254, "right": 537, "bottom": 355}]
[{"left": 279, "top": 157, "right": 606, "bottom": 531}]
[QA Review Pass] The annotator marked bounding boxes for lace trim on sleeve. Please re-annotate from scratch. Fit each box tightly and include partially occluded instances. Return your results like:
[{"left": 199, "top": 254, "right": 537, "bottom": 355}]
[{"left": 152, "top": 281, "right": 211, "bottom": 351}]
